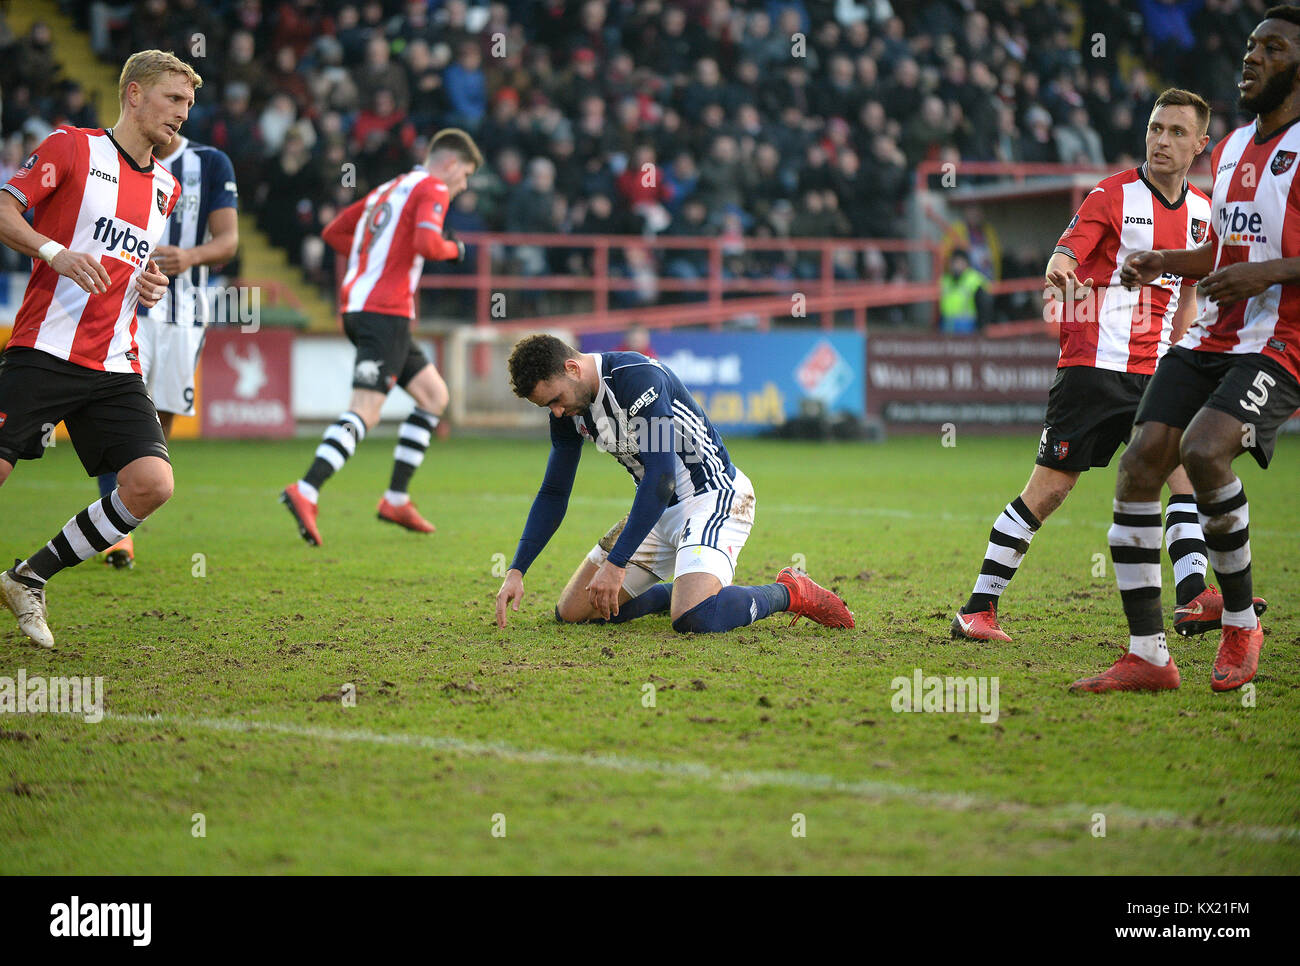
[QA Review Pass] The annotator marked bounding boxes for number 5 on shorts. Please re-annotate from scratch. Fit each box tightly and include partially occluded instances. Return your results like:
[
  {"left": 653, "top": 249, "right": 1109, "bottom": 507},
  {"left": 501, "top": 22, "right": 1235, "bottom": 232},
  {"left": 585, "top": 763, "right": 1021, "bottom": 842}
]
[{"left": 1239, "top": 370, "right": 1276, "bottom": 415}]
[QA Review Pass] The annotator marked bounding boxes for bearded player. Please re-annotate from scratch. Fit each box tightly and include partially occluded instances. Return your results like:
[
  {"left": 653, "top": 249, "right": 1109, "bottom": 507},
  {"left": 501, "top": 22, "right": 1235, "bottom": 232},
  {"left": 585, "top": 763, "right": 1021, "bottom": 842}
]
[
  {"left": 281, "top": 129, "right": 480, "bottom": 545},
  {"left": 1071, "top": 7, "right": 1300, "bottom": 692},
  {"left": 494, "top": 335, "right": 853, "bottom": 634},
  {"left": 0, "top": 50, "right": 194, "bottom": 647},
  {"left": 952, "top": 90, "right": 1262, "bottom": 643}
]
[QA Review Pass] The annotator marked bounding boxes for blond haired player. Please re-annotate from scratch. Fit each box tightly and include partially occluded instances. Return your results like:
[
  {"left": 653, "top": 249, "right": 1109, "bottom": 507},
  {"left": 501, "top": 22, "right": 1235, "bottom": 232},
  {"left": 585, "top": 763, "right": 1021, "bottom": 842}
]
[{"left": 0, "top": 50, "right": 199, "bottom": 647}]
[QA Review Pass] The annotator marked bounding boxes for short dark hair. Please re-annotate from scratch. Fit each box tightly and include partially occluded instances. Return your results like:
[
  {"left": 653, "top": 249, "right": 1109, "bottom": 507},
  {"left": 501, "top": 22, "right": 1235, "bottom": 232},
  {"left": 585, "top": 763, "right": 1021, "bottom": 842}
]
[
  {"left": 1264, "top": 5, "right": 1300, "bottom": 32},
  {"left": 428, "top": 127, "right": 484, "bottom": 169},
  {"left": 508, "top": 334, "right": 579, "bottom": 398},
  {"left": 1152, "top": 88, "right": 1211, "bottom": 134}
]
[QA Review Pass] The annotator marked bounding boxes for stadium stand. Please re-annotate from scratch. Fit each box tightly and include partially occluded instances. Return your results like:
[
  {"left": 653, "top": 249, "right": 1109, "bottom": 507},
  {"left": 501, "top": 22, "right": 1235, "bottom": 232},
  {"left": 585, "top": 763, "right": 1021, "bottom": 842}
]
[{"left": 0, "top": 0, "right": 1278, "bottom": 328}]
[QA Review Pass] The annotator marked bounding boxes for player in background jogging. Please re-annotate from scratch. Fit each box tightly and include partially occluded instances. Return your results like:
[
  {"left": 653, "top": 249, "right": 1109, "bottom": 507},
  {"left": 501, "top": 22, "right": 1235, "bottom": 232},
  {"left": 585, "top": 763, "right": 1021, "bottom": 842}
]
[{"left": 281, "top": 129, "right": 479, "bottom": 545}]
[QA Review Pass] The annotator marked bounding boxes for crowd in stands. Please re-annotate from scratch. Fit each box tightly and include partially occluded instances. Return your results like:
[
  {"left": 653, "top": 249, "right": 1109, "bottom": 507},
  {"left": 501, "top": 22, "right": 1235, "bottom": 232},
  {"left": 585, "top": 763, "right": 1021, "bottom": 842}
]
[{"left": 0, "top": 0, "right": 1282, "bottom": 320}]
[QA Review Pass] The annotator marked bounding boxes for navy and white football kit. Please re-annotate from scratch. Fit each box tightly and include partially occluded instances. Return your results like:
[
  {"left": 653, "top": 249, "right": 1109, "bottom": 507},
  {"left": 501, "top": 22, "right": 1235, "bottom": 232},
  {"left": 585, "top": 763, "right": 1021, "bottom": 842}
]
[
  {"left": 511, "top": 352, "right": 756, "bottom": 595},
  {"left": 136, "top": 137, "right": 238, "bottom": 415}
]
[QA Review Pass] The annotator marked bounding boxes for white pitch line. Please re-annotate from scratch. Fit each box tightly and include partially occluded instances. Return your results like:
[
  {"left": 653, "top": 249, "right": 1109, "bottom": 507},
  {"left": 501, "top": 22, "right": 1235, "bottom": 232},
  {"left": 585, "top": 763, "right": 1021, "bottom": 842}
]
[{"left": 105, "top": 711, "right": 1300, "bottom": 844}]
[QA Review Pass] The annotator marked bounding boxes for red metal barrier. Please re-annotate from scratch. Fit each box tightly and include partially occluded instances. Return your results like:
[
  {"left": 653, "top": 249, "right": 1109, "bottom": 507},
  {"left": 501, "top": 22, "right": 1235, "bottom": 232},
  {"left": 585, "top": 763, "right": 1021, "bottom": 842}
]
[{"left": 419, "top": 231, "right": 939, "bottom": 331}]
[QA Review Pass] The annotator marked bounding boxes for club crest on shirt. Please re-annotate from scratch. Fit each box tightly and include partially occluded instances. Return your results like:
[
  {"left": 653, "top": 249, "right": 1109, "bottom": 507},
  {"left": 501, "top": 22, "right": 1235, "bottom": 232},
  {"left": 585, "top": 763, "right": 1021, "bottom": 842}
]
[
  {"left": 0, "top": 411, "right": 7, "bottom": 428},
  {"left": 1053, "top": 440, "right": 1070, "bottom": 461},
  {"left": 156, "top": 188, "right": 168, "bottom": 215},
  {"left": 1271, "top": 150, "right": 1296, "bottom": 176},
  {"left": 1190, "top": 218, "right": 1207, "bottom": 243}
]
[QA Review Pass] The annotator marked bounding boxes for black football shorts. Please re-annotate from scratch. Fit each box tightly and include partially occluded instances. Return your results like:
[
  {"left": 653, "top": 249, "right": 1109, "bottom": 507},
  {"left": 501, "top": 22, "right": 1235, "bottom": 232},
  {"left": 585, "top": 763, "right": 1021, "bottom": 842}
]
[
  {"left": 342, "top": 311, "right": 429, "bottom": 392},
  {"left": 1036, "top": 365, "right": 1150, "bottom": 472},
  {"left": 0, "top": 347, "right": 169, "bottom": 476},
  {"left": 1136, "top": 346, "right": 1300, "bottom": 468}
]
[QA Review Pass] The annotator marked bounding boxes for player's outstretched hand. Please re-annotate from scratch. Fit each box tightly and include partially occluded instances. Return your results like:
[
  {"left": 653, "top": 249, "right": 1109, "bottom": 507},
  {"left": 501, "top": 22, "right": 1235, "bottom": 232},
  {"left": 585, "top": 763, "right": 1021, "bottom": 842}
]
[
  {"left": 1119, "top": 250, "right": 1164, "bottom": 290},
  {"left": 1197, "top": 262, "right": 1277, "bottom": 307},
  {"left": 134, "top": 260, "right": 169, "bottom": 309},
  {"left": 50, "top": 249, "right": 111, "bottom": 295},
  {"left": 1044, "top": 265, "right": 1093, "bottom": 302},
  {"left": 586, "top": 560, "right": 626, "bottom": 621},
  {"left": 495, "top": 569, "right": 525, "bottom": 628}
]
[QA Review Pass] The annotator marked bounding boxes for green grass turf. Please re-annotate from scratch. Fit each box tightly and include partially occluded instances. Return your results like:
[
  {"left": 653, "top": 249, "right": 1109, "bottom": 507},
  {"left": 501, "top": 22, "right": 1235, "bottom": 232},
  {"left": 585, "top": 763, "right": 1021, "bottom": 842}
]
[{"left": 1, "top": 434, "right": 1298, "bottom": 874}]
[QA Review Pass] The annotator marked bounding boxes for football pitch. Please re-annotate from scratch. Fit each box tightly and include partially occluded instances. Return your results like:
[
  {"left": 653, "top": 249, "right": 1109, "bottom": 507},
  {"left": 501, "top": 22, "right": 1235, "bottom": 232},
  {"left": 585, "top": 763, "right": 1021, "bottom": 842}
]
[{"left": 1, "top": 433, "right": 1298, "bottom": 874}]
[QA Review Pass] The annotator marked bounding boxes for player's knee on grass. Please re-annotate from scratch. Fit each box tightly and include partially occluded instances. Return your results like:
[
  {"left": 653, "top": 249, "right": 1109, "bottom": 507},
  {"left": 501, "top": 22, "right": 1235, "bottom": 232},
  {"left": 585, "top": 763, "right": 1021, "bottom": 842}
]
[
  {"left": 671, "top": 595, "right": 720, "bottom": 634},
  {"left": 554, "top": 596, "right": 593, "bottom": 624},
  {"left": 0, "top": 459, "right": 11, "bottom": 487}
]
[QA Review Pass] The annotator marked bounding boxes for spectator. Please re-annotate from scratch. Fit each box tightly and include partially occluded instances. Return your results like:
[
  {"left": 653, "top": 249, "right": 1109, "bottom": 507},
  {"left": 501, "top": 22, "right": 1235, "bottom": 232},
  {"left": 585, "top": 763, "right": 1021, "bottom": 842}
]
[
  {"left": 1020, "top": 105, "right": 1062, "bottom": 164},
  {"left": 1054, "top": 106, "right": 1106, "bottom": 166},
  {"left": 615, "top": 144, "right": 673, "bottom": 234},
  {"left": 52, "top": 83, "right": 98, "bottom": 129},
  {"left": 405, "top": 40, "right": 448, "bottom": 132},
  {"left": 901, "top": 95, "right": 954, "bottom": 167},
  {"left": 507, "top": 157, "right": 559, "bottom": 277},
  {"left": 443, "top": 41, "right": 487, "bottom": 131},
  {"left": 695, "top": 134, "right": 753, "bottom": 213},
  {"left": 306, "top": 36, "right": 360, "bottom": 115},
  {"left": 664, "top": 197, "right": 715, "bottom": 300},
  {"left": 356, "top": 35, "right": 409, "bottom": 116},
  {"left": 551, "top": 48, "right": 601, "bottom": 118},
  {"left": 662, "top": 150, "right": 700, "bottom": 213},
  {"left": 938, "top": 249, "right": 992, "bottom": 334},
  {"left": 258, "top": 92, "right": 299, "bottom": 157},
  {"left": 273, "top": 0, "right": 334, "bottom": 61},
  {"left": 270, "top": 44, "right": 312, "bottom": 112},
  {"left": 942, "top": 204, "right": 1001, "bottom": 283},
  {"left": 204, "top": 82, "right": 263, "bottom": 191},
  {"left": 223, "top": 31, "right": 273, "bottom": 110},
  {"left": 351, "top": 89, "right": 416, "bottom": 185},
  {"left": 334, "top": 3, "right": 371, "bottom": 65}
]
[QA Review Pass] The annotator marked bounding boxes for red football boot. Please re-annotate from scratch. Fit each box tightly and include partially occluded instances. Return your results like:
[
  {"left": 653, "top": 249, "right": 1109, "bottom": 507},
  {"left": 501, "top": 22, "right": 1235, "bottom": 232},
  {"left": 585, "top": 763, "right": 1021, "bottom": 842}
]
[
  {"left": 103, "top": 534, "right": 134, "bottom": 569},
  {"left": 1173, "top": 585, "right": 1267, "bottom": 637},
  {"left": 1069, "top": 652, "right": 1181, "bottom": 693},
  {"left": 1211, "top": 621, "right": 1263, "bottom": 692},
  {"left": 775, "top": 567, "right": 854, "bottom": 628},
  {"left": 281, "top": 484, "right": 322, "bottom": 546},
  {"left": 951, "top": 605, "right": 1012, "bottom": 642},
  {"left": 377, "top": 497, "right": 436, "bottom": 534}
]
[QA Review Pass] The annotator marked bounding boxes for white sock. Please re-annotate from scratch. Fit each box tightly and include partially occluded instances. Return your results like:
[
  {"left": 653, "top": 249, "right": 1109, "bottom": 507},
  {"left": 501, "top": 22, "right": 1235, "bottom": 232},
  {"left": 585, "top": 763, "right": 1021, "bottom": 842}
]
[
  {"left": 1222, "top": 605, "right": 1256, "bottom": 629},
  {"left": 383, "top": 489, "right": 410, "bottom": 507},
  {"left": 1128, "top": 632, "right": 1169, "bottom": 666},
  {"left": 296, "top": 480, "right": 319, "bottom": 504}
]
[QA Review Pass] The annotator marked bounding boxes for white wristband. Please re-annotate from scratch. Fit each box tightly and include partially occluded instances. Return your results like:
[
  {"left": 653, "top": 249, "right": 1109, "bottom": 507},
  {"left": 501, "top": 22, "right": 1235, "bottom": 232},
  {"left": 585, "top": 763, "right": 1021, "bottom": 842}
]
[{"left": 37, "top": 241, "right": 65, "bottom": 264}]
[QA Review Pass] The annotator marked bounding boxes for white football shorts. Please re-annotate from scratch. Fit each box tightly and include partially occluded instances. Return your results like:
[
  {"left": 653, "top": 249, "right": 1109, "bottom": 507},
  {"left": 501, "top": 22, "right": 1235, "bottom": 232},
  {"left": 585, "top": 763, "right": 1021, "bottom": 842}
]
[
  {"left": 135, "top": 315, "right": 206, "bottom": 417},
  {"left": 586, "top": 468, "right": 756, "bottom": 596}
]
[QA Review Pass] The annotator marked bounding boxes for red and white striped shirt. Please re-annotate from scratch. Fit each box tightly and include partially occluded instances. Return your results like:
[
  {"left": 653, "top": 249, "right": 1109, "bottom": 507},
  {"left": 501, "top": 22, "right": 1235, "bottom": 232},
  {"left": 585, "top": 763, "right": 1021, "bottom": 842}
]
[
  {"left": 1178, "top": 119, "right": 1300, "bottom": 381},
  {"left": 2, "top": 127, "right": 181, "bottom": 373},
  {"left": 326, "top": 167, "right": 460, "bottom": 319},
  {"left": 1053, "top": 166, "right": 1211, "bottom": 374}
]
